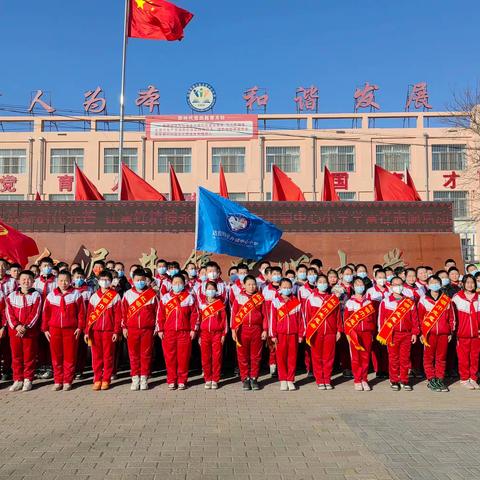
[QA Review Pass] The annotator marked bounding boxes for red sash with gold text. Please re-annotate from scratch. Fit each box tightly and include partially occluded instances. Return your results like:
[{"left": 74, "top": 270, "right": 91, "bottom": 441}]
[
  {"left": 306, "top": 295, "right": 340, "bottom": 346},
  {"left": 344, "top": 302, "right": 375, "bottom": 351},
  {"left": 276, "top": 297, "right": 301, "bottom": 323},
  {"left": 376, "top": 297, "right": 415, "bottom": 346},
  {"left": 86, "top": 289, "right": 117, "bottom": 345},
  {"left": 232, "top": 293, "right": 264, "bottom": 347},
  {"left": 126, "top": 288, "right": 157, "bottom": 320},
  {"left": 201, "top": 299, "right": 225, "bottom": 322},
  {"left": 164, "top": 290, "right": 190, "bottom": 318},
  {"left": 421, "top": 294, "right": 451, "bottom": 347}
]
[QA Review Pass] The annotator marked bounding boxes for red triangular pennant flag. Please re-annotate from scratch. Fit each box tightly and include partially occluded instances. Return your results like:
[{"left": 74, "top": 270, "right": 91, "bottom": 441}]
[
  {"left": 35, "top": 192, "right": 42, "bottom": 201},
  {"left": 75, "top": 165, "right": 105, "bottom": 201},
  {"left": 322, "top": 166, "right": 340, "bottom": 202},
  {"left": 169, "top": 164, "right": 185, "bottom": 201},
  {"left": 406, "top": 169, "right": 422, "bottom": 201},
  {"left": 0, "top": 221, "right": 39, "bottom": 267},
  {"left": 374, "top": 165, "right": 419, "bottom": 201},
  {"left": 121, "top": 163, "right": 166, "bottom": 201},
  {"left": 272, "top": 165, "right": 305, "bottom": 201},
  {"left": 219, "top": 163, "right": 229, "bottom": 199},
  {"left": 128, "top": 0, "right": 194, "bottom": 41}
]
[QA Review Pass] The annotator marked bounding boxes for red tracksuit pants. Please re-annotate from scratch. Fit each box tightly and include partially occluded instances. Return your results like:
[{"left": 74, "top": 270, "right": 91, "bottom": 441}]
[
  {"left": 75, "top": 336, "right": 88, "bottom": 374},
  {"left": 9, "top": 330, "right": 38, "bottom": 382},
  {"left": 349, "top": 331, "right": 373, "bottom": 383},
  {"left": 310, "top": 332, "right": 336, "bottom": 385},
  {"left": 276, "top": 333, "right": 298, "bottom": 382},
  {"left": 423, "top": 334, "right": 449, "bottom": 380},
  {"left": 200, "top": 331, "right": 223, "bottom": 383},
  {"left": 49, "top": 327, "right": 78, "bottom": 385},
  {"left": 91, "top": 330, "right": 115, "bottom": 383},
  {"left": 456, "top": 337, "right": 480, "bottom": 381},
  {"left": 236, "top": 324, "right": 263, "bottom": 381},
  {"left": 127, "top": 328, "right": 154, "bottom": 377},
  {"left": 387, "top": 331, "right": 412, "bottom": 384},
  {"left": 304, "top": 344, "right": 312, "bottom": 372},
  {"left": 338, "top": 333, "right": 352, "bottom": 370},
  {"left": 372, "top": 339, "right": 389, "bottom": 374},
  {"left": 163, "top": 330, "right": 192, "bottom": 385}
]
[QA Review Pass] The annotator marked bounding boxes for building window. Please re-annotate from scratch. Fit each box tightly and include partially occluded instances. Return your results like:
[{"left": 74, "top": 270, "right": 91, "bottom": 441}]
[
  {"left": 266, "top": 146, "right": 300, "bottom": 172},
  {"left": 158, "top": 148, "right": 191, "bottom": 173},
  {"left": 432, "top": 144, "right": 466, "bottom": 171},
  {"left": 103, "top": 148, "right": 138, "bottom": 173},
  {"left": 320, "top": 146, "right": 355, "bottom": 172},
  {"left": 49, "top": 194, "right": 74, "bottom": 201},
  {"left": 265, "top": 192, "right": 272, "bottom": 201},
  {"left": 0, "top": 194, "right": 24, "bottom": 201},
  {"left": 50, "top": 148, "right": 84, "bottom": 174},
  {"left": 212, "top": 147, "right": 245, "bottom": 173},
  {"left": 229, "top": 193, "right": 246, "bottom": 201},
  {"left": 103, "top": 194, "right": 118, "bottom": 201},
  {"left": 338, "top": 192, "right": 356, "bottom": 201},
  {"left": 0, "top": 149, "right": 26, "bottom": 174},
  {"left": 376, "top": 144, "right": 410, "bottom": 171},
  {"left": 433, "top": 190, "right": 468, "bottom": 218}
]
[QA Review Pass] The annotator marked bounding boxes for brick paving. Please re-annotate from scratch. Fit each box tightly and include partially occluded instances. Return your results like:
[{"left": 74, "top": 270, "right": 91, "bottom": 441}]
[{"left": 0, "top": 372, "right": 479, "bottom": 480}]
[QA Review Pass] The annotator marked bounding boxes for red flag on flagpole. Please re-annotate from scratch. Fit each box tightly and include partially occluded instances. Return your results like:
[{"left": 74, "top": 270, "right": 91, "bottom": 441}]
[
  {"left": 322, "top": 166, "right": 340, "bottom": 202},
  {"left": 406, "top": 169, "right": 422, "bottom": 201},
  {"left": 75, "top": 165, "right": 105, "bottom": 201},
  {"left": 128, "top": 0, "right": 194, "bottom": 41},
  {"left": 121, "top": 163, "right": 166, "bottom": 201},
  {"left": 374, "top": 165, "right": 419, "bottom": 201},
  {"left": 0, "top": 221, "right": 39, "bottom": 267},
  {"left": 34, "top": 192, "right": 41, "bottom": 201},
  {"left": 219, "top": 163, "right": 229, "bottom": 199},
  {"left": 272, "top": 165, "right": 305, "bottom": 201},
  {"left": 169, "top": 164, "right": 185, "bottom": 201}
]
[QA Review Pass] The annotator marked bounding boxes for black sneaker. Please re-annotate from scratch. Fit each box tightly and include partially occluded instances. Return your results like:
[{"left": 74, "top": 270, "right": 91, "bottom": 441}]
[
  {"left": 242, "top": 378, "right": 251, "bottom": 391},
  {"left": 390, "top": 382, "right": 400, "bottom": 391},
  {"left": 400, "top": 383, "right": 413, "bottom": 391},
  {"left": 437, "top": 378, "right": 449, "bottom": 392},
  {"left": 250, "top": 378, "right": 260, "bottom": 391}
]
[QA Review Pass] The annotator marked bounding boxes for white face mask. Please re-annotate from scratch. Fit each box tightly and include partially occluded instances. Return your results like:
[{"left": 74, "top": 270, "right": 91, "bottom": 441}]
[
  {"left": 392, "top": 285, "right": 403, "bottom": 295},
  {"left": 99, "top": 279, "right": 111, "bottom": 289},
  {"left": 376, "top": 278, "right": 386, "bottom": 286},
  {"left": 207, "top": 271, "right": 218, "bottom": 280}
]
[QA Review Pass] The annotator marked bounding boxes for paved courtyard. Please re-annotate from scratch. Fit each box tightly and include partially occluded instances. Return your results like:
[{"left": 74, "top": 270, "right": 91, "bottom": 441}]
[{"left": 0, "top": 372, "right": 479, "bottom": 480}]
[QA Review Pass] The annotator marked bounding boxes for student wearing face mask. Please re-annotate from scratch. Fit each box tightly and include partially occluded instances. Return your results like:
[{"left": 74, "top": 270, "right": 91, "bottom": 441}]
[
  {"left": 337, "top": 266, "right": 354, "bottom": 379},
  {"left": 256, "top": 261, "right": 271, "bottom": 289},
  {"left": 436, "top": 269, "right": 460, "bottom": 298},
  {"left": 200, "top": 262, "right": 227, "bottom": 304},
  {"left": 295, "top": 264, "right": 308, "bottom": 287},
  {"left": 184, "top": 262, "right": 198, "bottom": 291},
  {"left": 193, "top": 266, "right": 208, "bottom": 298},
  {"left": 229, "top": 264, "right": 249, "bottom": 305},
  {"left": 85, "top": 270, "right": 122, "bottom": 391},
  {"left": 157, "top": 274, "right": 199, "bottom": 390},
  {"left": 86, "top": 260, "right": 106, "bottom": 292},
  {"left": 304, "top": 275, "right": 342, "bottom": 390},
  {"left": 378, "top": 277, "right": 419, "bottom": 391},
  {"left": 403, "top": 268, "right": 422, "bottom": 303},
  {"left": 198, "top": 281, "right": 227, "bottom": 389},
  {"left": 355, "top": 264, "right": 373, "bottom": 290},
  {"left": 0, "top": 258, "right": 15, "bottom": 382},
  {"left": 114, "top": 262, "right": 131, "bottom": 294},
  {"left": 417, "top": 275, "right": 455, "bottom": 393},
  {"left": 344, "top": 277, "right": 376, "bottom": 391},
  {"left": 154, "top": 259, "right": 172, "bottom": 296},
  {"left": 121, "top": 268, "right": 158, "bottom": 391}
]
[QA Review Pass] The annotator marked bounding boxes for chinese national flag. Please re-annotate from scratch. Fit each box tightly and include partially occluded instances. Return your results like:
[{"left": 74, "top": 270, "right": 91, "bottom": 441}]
[
  {"left": 0, "top": 221, "right": 39, "bottom": 267},
  {"left": 128, "top": 0, "right": 194, "bottom": 41},
  {"left": 272, "top": 165, "right": 305, "bottom": 201},
  {"left": 406, "top": 169, "right": 422, "bottom": 201},
  {"left": 219, "top": 163, "right": 229, "bottom": 199},
  {"left": 322, "top": 166, "right": 340, "bottom": 201},
  {"left": 75, "top": 165, "right": 105, "bottom": 201},
  {"left": 169, "top": 164, "right": 185, "bottom": 201},
  {"left": 121, "top": 163, "right": 166, "bottom": 201},
  {"left": 374, "top": 165, "right": 419, "bottom": 201}
]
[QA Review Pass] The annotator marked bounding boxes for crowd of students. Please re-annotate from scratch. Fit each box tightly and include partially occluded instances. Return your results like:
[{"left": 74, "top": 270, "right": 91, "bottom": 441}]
[{"left": 0, "top": 255, "right": 478, "bottom": 394}]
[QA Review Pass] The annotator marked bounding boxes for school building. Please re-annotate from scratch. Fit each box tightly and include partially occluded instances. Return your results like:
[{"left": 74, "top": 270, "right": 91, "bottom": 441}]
[{"left": 0, "top": 110, "right": 477, "bottom": 261}]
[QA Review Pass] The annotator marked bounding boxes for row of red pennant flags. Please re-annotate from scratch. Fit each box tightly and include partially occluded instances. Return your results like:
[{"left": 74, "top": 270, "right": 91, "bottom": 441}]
[{"left": 35, "top": 163, "right": 422, "bottom": 202}]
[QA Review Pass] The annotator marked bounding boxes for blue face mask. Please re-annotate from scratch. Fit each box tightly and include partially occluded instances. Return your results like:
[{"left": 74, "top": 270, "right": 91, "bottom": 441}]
[
  {"left": 169, "top": 269, "right": 179, "bottom": 276},
  {"left": 230, "top": 274, "right": 238, "bottom": 282},
  {"left": 188, "top": 269, "right": 197, "bottom": 278},
  {"left": 297, "top": 272, "right": 307, "bottom": 281},
  {"left": 238, "top": 274, "right": 246, "bottom": 282},
  {"left": 200, "top": 274, "right": 208, "bottom": 282},
  {"left": 42, "top": 266, "right": 52, "bottom": 276},
  {"left": 307, "top": 274, "right": 317, "bottom": 284},
  {"left": 428, "top": 284, "right": 442, "bottom": 292},
  {"left": 117, "top": 270, "right": 124, "bottom": 278},
  {"left": 441, "top": 278, "right": 450, "bottom": 286},
  {"left": 134, "top": 280, "right": 146, "bottom": 290},
  {"left": 205, "top": 289, "right": 217, "bottom": 298},
  {"left": 354, "top": 285, "right": 365, "bottom": 295},
  {"left": 343, "top": 274, "right": 353, "bottom": 283},
  {"left": 386, "top": 275, "right": 394, "bottom": 282},
  {"left": 357, "top": 272, "right": 367, "bottom": 279},
  {"left": 74, "top": 278, "right": 85, "bottom": 287},
  {"left": 317, "top": 283, "right": 328, "bottom": 292},
  {"left": 157, "top": 267, "right": 167, "bottom": 275},
  {"left": 280, "top": 288, "right": 292, "bottom": 296},
  {"left": 272, "top": 274, "right": 282, "bottom": 283},
  {"left": 172, "top": 284, "right": 184, "bottom": 294}
]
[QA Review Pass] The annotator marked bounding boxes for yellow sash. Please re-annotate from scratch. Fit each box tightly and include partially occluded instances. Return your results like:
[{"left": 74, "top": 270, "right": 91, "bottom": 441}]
[
  {"left": 276, "top": 296, "right": 301, "bottom": 323},
  {"left": 306, "top": 295, "right": 340, "bottom": 346},
  {"left": 233, "top": 293, "right": 264, "bottom": 347},
  {"left": 126, "top": 288, "right": 157, "bottom": 320},
  {"left": 344, "top": 302, "right": 375, "bottom": 351},
  {"left": 421, "top": 294, "right": 451, "bottom": 347},
  {"left": 376, "top": 297, "right": 415, "bottom": 346},
  {"left": 164, "top": 290, "right": 190, "bottom": 317},
  {"left": 86, "top": 289, "right": 117, "bottom": 345}
]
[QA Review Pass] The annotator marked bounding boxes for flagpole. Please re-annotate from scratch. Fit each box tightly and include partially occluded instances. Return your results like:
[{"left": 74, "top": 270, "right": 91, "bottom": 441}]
[{"left": 118, "top": 0, "right": 130, "bottom": 200}]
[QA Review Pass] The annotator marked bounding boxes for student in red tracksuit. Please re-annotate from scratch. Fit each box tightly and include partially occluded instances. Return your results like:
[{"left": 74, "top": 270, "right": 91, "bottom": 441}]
[
  {"left": 452, "top": 274, "right": 480, "bottom": 389},
  {"left": 305, "top": 275, "right": 342, "bottom": 390},
  {"left": 417, "top": 275, "right": 455, "bottom": 393},
  {"left": 270, "top": 278, "right": 305, "bottom": 391},
  {"left": 122, "top": 268, "right": 158, "bottom": 391},
  {"left": 5, "top": 270, "right": 42, "bottom": 392},
  {"left": 0, "top": 259, "right": 16, "bottom": 381},
  {"left": 198, "top": 281, "right": 228, "bottom": 389},
  {"left": 344, "top": 277, "right": 376, "bottom": 391},
  {"left": 85, "top": 270, "right": 122, "bottom": 391},
  {"left": 231, "top": 275, "right": 268, "bottom": 391},
  {"left": 42, "top": 271, "right": 85, "bottom": 391},
  {"left": 378, "top": 277, "right": 419, "bottom": 391},
  {"left": 157, "top": 274, "right": 199, "bottom": 390},
  {"left": 154, "top": 259, "right": 172, "bottom": 296}
]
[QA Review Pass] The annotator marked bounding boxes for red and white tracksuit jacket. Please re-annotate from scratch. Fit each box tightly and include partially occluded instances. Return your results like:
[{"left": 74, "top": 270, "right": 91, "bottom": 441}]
[
  {"left": 157, "top": 291, "right": 199, "bottom": 385},
  {"left": 33, "top": 274, "right": 57, "bottom": 300},
  {"left": 378, "top": 294, "right": 420, "bottom": 383},
  {"left": 228, "top": 279, "right": 244, "bottom": 306},
  {"left": 74, "top": 285, "right": 93, "bottom": 306},
  {"left": 5, "top": 288, "right": 42, "bottom": 382},
  {"left": 270, "top": 295, "right": 305, "bottom": 382},
  {"left": 297, "top": 283, "right": 316, "bottom": 311},
  {"left": 452, "top": 291, "right": 480, "bottom": 381},
  {"left": 0, "top": 275, "right": 16, "bottom": 297},
  {"left": 417, "top": 293, "right": 455, "bottom": 380},
  {"left": 366, "top": 285, "right": 389, "bottom": 373},
  {"left": 231, "top": 292, "right": 268, "bottom": 381},
  {"left": 42, "top": 287, "right": 85, "bottom": 385},
  {"left": 415, "top": 281, "right": 427, "bottom": 297},
  {"left": 198, "top": 278, "right": 228, "bottom": 304},
  {"left": 344, "top": 296, "right": 376, "bottom": 383},
  {"left": 121, "top": 288, "right": 158, "bottom": 377},
  {"left": 198, "top": 298, "right": 228, "bottom": 383},
  {"left": 403, "top": 284, "right": 422, "bottom": 303},
  {"left": 154, "top": 274, "right": 172, "bottom": 297},
  {"left": 73, "top": 285, "right": 91, "bottom": 373},
  {"left": 262, "top": 284, "right": 280, "bottom": 366},
  {"left": 305, "top": 292, "right": 342, "bottom": 385},
  {"left": 86, "top": 289, "right": 122, "bottom": 383}
]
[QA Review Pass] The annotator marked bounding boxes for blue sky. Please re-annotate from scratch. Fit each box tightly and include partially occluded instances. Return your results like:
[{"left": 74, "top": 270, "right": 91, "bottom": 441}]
[{"left": 0, "top": 0, "right": 478, "bottom": 116}]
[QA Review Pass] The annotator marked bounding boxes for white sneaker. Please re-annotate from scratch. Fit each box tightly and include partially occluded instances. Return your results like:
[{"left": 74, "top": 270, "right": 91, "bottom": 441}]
[
  {"left": 211, "top": 381, "right": 218, "bottom": 390},
  {"left": 317, "top": 384, "right": 326, "bottom": 390},
  {"left": 51, "top": 383, "right": 62, "bottom": 391},
  {"left": 270, "top": 364, "right": 277, "bottom": 375},
  {"left": 178, "top": 383, "right": 186, "bottom": 390},
  {"left": 131, "top": 376, "right": 140, "bottom": 391},
  {"left": 354, "top": 382, "right": 364, "bottom": 391},
  {"left": 22, "top": 379, "right": 32, "bottom": 392},
  {"left": 325, "top": 384, "right": 333, "bottom": 390},
  {"left": 280, "top": 381, "right": 288, "bottom": 391},
  {"left": 63, "top": 383, "right": 72, "bottom": 391},
  {"left": 287, "top": 381, "right": 296, "bottom": 391},
  {"left": 205, "top": 381, "right": 212, "bottom": 390},
  {"left": 140, "top": 376, "right": 148, "bottom": 391},
  {"left": 168, "top": 383, "right": 176, "bottom": 390},
  {"left": 470, "top": 379, "right": 480, "bottom": 389},
  {"left": 9, "top": 380, "right": 23, "bottom": 392},
  {"left": 362, "top": 381, "right": 371, "bottom": 391},
  {"left": 460, "top": 380, "right": 475, "bottom": 390}
]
